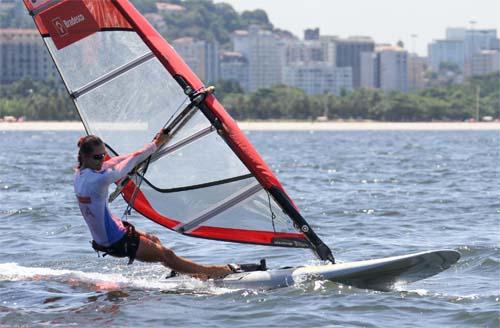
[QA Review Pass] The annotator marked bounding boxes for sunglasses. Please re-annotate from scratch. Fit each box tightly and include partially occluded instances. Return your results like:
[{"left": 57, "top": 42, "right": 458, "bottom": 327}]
[{"left": 92, "top": 153, "right": 106, "bottom": 161}]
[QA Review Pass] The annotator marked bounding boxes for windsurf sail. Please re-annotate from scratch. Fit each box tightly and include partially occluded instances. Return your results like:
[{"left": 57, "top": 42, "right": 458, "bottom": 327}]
[{"left": 24, "top": 0, "right": 334, "bottom": 262}]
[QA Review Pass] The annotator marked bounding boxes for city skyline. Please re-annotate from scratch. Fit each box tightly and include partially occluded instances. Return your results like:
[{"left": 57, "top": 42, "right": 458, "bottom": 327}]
[{"left": 214, "top": 0, "right": 500, "bottom": 56}]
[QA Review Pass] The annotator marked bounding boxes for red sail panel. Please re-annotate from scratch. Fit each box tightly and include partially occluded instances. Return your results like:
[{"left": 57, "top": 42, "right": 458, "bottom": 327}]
[
  {"left": 121, "top": 180, "right": 180, "bottom": 229},
  {"left": 122, "top": 180, "right": 307, "bottom": 247},
  {"left": 24, "top": 0, "right": 132, "bottom": 36},
  {"left": 38, "top": 1, "right": 99, "bottom": 50}
]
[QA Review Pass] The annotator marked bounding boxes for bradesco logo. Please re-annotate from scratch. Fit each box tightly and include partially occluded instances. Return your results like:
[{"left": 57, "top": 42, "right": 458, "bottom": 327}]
[
  {"left": 39, "top": 0, "right": 99, "bottom": 50},
  {"left": 51, "top": 17, "right": 67, "bottom": 37},
  {"left": 51, "top": 14, "right": 86, "bottom": 37}
]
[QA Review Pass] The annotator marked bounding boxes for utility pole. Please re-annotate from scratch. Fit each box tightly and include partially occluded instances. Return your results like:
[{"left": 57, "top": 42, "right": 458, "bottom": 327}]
[{"left": 476, "top": 85, "right": 480, "bottom": 122}]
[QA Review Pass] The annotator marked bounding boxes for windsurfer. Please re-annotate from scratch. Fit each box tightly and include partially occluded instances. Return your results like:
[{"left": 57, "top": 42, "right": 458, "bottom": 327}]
[{"left": 73, "top": 130, "right": 233, "bottom": 280}]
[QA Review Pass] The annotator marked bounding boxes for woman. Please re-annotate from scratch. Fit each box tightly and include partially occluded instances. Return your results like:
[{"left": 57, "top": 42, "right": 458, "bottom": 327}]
[{"left": 74, "top": 131, "right": 233, "bottom": 280}]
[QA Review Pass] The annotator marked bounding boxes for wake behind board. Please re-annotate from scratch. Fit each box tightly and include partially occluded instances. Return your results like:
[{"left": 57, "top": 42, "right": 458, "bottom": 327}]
[{"left": 201, "top": 250, "right": 459, "bottom": 291}]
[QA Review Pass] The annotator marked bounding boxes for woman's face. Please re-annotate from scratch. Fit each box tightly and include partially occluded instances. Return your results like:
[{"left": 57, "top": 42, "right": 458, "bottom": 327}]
[{"left": 82, "top": 144, "right": 106, "bottom": 171}]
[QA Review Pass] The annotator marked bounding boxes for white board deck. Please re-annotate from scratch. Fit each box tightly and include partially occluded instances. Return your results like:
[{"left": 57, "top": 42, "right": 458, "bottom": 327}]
[{"left": 212, "top": 250, "right": 460, "bottom": 291}]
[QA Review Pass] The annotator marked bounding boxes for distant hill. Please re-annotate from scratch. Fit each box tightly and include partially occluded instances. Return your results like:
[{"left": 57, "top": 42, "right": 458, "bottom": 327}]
[{"left": 0, "top": 0, "right": 295, "bottom": 46}]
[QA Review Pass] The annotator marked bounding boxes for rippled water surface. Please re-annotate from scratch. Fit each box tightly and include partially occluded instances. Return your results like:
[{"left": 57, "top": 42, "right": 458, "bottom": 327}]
[{"left": 0, "top": 130, "right": 498, "bottom": 327}]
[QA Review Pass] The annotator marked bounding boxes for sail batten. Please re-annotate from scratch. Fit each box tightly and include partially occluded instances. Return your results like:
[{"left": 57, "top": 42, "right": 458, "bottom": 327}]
[
  {"left": 24, "top": 0, "right": 335, "bottom": 261},
  {"left": 152, "top": 126, "right": 215, "bottom": 161},
  {"left": 71, "top": 51, "right": 155, "bottom": 98},
  {"left": 175, "top": 182, "right": 263, "bottom": 233}
]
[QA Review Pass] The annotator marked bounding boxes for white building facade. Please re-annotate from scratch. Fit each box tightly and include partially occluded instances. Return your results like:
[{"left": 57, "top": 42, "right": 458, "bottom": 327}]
[
  {"left": 428, "top": 40, "right": 465, "bottom": 72},
  {"left": 0, "top": 29, "right": 58, "bottom": 83},
  {"left": 378, "top": 46, "right": 408, "bottom": 92},
  {"left": 360, "top": 51, "right": 377, "bottom": 89},
  {"left": 283, "top": 63, "right": 352, "bottom": 95},
  {"left": 471, "top": 50, "right": 500, "bottom": 76},
  {"left": 232, "top": 26, "right": 285, "bottom": 92},
  {"left": 220, "top": 51, "right": 249, "bottom": 91},
  {"left": 407, "top": 54, "right": 428, "bottom": 91},
  {"left": 172, "top": 37, "right": 219, "bottom": 84}
]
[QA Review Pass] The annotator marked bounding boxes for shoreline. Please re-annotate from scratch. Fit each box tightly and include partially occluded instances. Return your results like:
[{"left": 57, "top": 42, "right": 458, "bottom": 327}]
[{"left": 0, "top": 121, "right": 499, "bottom": 131}]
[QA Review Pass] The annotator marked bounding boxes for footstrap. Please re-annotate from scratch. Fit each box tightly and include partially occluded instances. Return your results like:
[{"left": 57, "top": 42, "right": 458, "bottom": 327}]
[{"left": 228, "top": 259, "right": 267, "bottom": 273}]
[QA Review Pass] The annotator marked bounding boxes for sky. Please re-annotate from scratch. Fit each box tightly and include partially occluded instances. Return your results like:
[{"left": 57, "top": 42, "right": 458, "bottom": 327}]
[{"left": 214, "top": 0, "right": 500, "bottom": 56}]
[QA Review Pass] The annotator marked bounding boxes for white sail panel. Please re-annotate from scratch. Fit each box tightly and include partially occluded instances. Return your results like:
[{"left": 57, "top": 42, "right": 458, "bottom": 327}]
[
  {"left": 75, "top": 53, "right": 189, "bottom": 154},
  {"left": 45, "top": 31, "right": 150, "bottom": 91},
  {"left": 139, "top": 178, "right": 256, "bottom": 223},
  {"left": 147, "top": 131, "right": 250, "bottom": 190}
]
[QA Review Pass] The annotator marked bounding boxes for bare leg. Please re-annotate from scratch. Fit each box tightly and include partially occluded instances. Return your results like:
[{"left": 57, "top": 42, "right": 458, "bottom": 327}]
[{"left": 134, "top": 234, "right": 232, "bottom": 280}]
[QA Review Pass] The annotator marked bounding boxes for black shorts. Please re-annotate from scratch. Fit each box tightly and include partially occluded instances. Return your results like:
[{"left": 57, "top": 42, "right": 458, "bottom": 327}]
[{"left": 92, "top": 221, "right": 140, "bottom": 264}]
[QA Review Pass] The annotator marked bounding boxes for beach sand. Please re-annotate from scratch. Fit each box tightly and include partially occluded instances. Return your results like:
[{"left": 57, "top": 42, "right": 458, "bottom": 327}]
[{"left": 0, "top": 121, "right": 499, "bottom": 131}]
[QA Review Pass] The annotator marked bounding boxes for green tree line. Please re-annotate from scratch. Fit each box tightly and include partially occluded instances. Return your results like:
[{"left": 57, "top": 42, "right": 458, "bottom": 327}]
[
  {"left": 217, "top": 73, "right": 500, "bottom": 121},
  {"left": 1, "top": 73, "right": 498, "bottom": 122},
  {"left": 0, "top": 80, "right": 77, "bottom": 121}
]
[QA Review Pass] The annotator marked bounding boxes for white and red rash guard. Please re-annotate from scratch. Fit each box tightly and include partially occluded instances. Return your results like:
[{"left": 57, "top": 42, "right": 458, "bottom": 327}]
[{"left": 74, "top": 142, "right": 157, "bottom": 246}]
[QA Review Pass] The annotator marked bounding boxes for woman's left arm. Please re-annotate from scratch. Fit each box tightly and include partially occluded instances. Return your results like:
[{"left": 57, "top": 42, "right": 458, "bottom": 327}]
[
  {"left": 101, "top": 154, "right": 129, "bottom": 170},
  {"left": 99, "top": 142, "right": 157, "bottom": 185}
]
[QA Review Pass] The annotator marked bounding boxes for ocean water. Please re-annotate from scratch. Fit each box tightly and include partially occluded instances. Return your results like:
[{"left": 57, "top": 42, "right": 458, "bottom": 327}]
[{"left": 0, "top": 130, "right": 498, "bottom": 327}]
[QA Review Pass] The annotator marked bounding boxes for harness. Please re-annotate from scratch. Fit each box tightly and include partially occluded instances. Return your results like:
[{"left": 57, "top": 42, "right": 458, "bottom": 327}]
[{"left": 91, "top": 221, "right": 139, "bottom": 265}]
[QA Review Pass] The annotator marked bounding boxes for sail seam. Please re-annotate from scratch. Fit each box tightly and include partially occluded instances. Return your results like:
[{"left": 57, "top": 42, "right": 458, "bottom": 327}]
[
  {"left": 70, "top": 51, "right": 155, "bottom": 99},
  {"left": 174, "top": 182, "right": 262, "bottom": 233}
]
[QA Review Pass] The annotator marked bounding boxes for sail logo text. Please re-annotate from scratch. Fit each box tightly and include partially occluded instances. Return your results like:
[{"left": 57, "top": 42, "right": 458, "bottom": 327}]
[
  {"left": 63, "top": 14, "right": 86, "bottom": 29},
  {"left": 51, "top": 14, "right": 86, "bottom": 37},
  {"left": 40, "top": 0, "right": 99, "bottom": 50}
]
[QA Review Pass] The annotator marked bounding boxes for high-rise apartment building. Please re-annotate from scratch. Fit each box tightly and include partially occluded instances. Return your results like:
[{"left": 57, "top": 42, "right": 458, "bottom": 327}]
[
  {"left": 407, "top": 54, "right": 428, "bottom": 91},
  {"left": 471, "top": 50, "right": 500, "bottom": 76},
  {"left": 441, "top": 28, "right": 498, "bottom": 76},
  {"left": 360, "top": 52, "right": 377, "bottom": 89},
  {"left": 464, "top": 29, "right": 497, "bottom": 57},
  {"left": 378, "top": 45, "right": 408, "bottom": 92},
  {"left": 428, "top": 40, "right": 465, "bottom": 72},
  {"left": 360, "top": 45, "right": 408, "bottom": 92},
  {"left": 0, "top": 29, "right": 58, "bottom": 83},
  {"left": 493, "top": 39, "right": 500, "bottom": 51},
  {"left": 285, "top": 40, "right": 326, "bottom": 65},
  {"left": 446, "top": 27, "right": 466, "bottom": 41},
  {"left": 172, "top": 37, "right": 219, "bottom": 84},
  {"left": 232, "top": 26, "right": 285, "bottom": 92},
  {"left": 220, "top": 51, "right": 249, "bottom": 91},
  {"left": 318, "top": 35, "right": 338, "bottom": 65},
  {"left": 284, "top": 63, "right": 352, "bottom": 95},
  {"left": 331, "top": 37, "right": 375, "bottom": 89},
  {"left": 304, "top": 28, "right": 320, "bottom": 41}
]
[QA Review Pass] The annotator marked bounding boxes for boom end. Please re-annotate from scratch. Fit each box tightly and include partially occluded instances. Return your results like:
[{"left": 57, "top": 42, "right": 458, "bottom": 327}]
[{"left": 316, "top": 243, "right": 335, "bottom": 264}]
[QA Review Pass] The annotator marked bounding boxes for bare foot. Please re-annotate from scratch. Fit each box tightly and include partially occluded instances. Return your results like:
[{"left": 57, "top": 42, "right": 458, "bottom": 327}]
[
  {"left": 188, "top": 273, "right": 210, "bottom": 281},
  {"left": 206, "top": 265, "right": 233, "bottom": 280}
]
